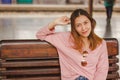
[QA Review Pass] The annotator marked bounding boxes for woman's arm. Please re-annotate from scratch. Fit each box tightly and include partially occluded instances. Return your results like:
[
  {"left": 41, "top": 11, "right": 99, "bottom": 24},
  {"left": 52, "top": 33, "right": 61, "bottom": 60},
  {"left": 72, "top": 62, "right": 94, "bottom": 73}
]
[
  {"left": 48, "top": 16, "right": 70, "bottom": 30},
  {"left": 36, "top": 16, "right": 70, "bottom": 43},
  {"left": 93, "top": 40, "right": 109, "bottom": 80}
]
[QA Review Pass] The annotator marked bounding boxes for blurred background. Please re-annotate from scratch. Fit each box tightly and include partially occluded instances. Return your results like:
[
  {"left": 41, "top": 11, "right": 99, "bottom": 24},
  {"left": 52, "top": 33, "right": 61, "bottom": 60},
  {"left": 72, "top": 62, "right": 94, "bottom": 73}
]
[
  {"left": 0, "top": 0, "right": 120, "bottom": 39},
  {"left": 0, "top": 0, "right": 120, "bottom": 79}
]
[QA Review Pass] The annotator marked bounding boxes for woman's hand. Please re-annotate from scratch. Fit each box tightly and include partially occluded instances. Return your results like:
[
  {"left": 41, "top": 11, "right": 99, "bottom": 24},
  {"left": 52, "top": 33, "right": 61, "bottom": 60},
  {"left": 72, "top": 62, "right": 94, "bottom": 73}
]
[
  {"left": 54, "top": 16, "right": 70, "bottom": 25},
  {"left": 48, "top": 16, "right": 70, "bottom": 30}
]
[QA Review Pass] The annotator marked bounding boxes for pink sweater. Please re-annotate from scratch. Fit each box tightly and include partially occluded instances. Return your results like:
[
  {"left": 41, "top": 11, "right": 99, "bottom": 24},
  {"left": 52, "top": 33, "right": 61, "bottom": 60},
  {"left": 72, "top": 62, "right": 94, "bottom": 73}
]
[{"left": 36, "top": 26, "right": 109, "bottom": 80}]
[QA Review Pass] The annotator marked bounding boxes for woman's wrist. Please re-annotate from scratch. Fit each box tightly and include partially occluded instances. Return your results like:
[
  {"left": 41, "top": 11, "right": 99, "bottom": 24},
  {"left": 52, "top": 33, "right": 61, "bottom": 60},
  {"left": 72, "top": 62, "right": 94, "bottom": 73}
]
[{"left": 48, "top": 21, "right": 56, "bottom": 31}]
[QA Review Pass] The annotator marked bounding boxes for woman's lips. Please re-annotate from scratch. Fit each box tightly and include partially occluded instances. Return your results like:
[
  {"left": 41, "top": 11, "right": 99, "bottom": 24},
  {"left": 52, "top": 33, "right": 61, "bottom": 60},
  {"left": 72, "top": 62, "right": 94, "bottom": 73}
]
[{"left": 82, "top": 30, "right": 88, "bottom": 34}]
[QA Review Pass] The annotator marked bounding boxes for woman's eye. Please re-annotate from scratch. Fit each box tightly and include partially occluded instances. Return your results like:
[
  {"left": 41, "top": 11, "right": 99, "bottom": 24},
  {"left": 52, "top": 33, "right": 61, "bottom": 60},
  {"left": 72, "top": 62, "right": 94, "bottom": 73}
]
[
  {"left": 84, "top": 22, "right": 88, "bottom": 25},
  {"left": 76, "top": 24, "right": 81, "bottom": 27}
]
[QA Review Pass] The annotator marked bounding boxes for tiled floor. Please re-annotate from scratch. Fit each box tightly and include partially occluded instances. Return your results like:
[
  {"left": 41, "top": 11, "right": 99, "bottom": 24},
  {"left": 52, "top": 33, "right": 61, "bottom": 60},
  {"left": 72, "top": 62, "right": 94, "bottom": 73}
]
[{"left": 0, "top": 11, "right": 120, "bottom": 74}]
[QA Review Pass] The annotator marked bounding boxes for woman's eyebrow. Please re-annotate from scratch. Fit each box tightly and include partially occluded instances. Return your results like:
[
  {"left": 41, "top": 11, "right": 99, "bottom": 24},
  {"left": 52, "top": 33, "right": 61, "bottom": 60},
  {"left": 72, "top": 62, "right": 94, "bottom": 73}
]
[{"left": 76, "top": 20, "right": 88, "bottom": 24}]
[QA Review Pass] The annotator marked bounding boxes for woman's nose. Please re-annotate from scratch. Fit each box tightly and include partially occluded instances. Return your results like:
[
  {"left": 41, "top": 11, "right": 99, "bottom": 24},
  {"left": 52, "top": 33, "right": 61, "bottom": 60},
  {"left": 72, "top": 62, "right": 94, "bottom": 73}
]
[{"left": 81, "top": 24, "right": 86, "bottom": 30}]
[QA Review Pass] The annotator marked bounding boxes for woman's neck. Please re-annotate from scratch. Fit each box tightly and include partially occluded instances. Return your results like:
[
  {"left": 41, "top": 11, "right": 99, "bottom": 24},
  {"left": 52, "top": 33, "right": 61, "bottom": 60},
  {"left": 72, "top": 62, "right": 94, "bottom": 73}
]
[{"left": 82, "top": 37, "right": 90, "bottom": 51}]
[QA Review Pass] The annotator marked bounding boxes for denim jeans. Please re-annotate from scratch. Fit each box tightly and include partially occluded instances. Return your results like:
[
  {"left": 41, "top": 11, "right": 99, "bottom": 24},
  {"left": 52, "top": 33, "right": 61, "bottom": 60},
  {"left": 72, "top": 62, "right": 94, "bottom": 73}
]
[{"left": 75, "top": 76, "right": 88, "bottom": 80}]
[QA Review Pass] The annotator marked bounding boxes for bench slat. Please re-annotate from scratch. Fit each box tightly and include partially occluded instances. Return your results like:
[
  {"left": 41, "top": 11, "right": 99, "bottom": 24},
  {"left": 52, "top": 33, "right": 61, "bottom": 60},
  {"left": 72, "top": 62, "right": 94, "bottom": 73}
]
[
  {"left": 1, "top": 44, "right": 58, "bottom": 59},
  {"left": 107, "top": 72, "right": 119, "bottom": 79},
  {"left": 109, "top": 64, "right": 119, "bottom": 72},
  {"left": 0, "top": 73, "right": 119, "bottom": 80},
  {"left": 109, "top": 57, "right": 119, "bottom": 64},
  {"left": 1, "top": 60, "right": 59, "bottom": 67},
  {"left": 0, "top": 68, "right": 60, "bottom": 76},
  {"left": 105, "top": 38, "right": 119, "bottom": 56},
  {"left": 1, "top": 58, "right": 118, "bottom": 68},
  {"left": 1, "top": 76, "right": 60, "bottom": 80},
  {"left": 0, "top": 66, "right": 118, "bottom": 74}
]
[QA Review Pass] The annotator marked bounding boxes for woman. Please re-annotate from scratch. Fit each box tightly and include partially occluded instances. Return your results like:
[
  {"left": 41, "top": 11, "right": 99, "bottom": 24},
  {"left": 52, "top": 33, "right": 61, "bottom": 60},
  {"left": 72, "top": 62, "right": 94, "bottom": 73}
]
[
  {"left": 104, "top": 0, "right": 115, "bottom": 23},
  {"left": 36, "top": 9, "right": 109, "bottom": 80}
]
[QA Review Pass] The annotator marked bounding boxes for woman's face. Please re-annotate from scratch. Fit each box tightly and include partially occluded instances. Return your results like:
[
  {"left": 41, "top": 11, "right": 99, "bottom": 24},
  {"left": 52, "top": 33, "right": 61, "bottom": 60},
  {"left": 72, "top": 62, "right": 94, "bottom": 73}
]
[{"left": 74, "top": 15, "right": 91, "bottom": 38}]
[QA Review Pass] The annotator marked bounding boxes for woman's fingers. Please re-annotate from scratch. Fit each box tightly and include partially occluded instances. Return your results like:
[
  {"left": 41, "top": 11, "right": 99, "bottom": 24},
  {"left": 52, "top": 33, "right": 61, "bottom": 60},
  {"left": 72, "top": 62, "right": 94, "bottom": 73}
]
[
  {"left": 62, "top": 16, "right": 70, "bottom": 24},
  {"left": 54, "top": 16, "right": 70, "bottom": 25}
]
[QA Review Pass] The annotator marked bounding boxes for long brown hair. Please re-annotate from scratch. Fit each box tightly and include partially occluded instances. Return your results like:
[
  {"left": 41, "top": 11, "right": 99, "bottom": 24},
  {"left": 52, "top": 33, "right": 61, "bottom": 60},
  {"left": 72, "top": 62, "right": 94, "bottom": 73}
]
[{"left": 70, "top": 9, "right": 102, "bottom": 52}]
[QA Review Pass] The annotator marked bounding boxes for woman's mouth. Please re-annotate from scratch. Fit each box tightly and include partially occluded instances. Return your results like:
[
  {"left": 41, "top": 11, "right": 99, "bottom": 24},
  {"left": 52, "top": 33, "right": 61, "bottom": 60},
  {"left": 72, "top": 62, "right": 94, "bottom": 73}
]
[{"left": 82, "top": 30, "right": 88, "bottom": 34}]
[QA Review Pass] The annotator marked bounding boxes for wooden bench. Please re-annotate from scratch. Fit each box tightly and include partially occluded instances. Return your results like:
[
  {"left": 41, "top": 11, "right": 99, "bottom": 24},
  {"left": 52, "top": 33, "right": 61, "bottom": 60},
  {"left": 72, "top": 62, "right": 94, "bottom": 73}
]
[{"left": 0, "top": 38, "right": 119, "bottom": 80}]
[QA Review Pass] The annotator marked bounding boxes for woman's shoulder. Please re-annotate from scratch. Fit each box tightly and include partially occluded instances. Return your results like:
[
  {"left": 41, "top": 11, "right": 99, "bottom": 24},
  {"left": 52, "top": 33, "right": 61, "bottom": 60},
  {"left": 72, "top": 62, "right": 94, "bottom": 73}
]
[
  {"left": 93, "top": 39, "right": 107, "bottom": 52},
  {"left": 96, "top": 39, "right": 106, "bottom": 48},
  {"left": 102, "top": 39, "right": 107, "bottom": 44},
  {"left": 99, "top": 39, "right": 107, "bottom": 48}
]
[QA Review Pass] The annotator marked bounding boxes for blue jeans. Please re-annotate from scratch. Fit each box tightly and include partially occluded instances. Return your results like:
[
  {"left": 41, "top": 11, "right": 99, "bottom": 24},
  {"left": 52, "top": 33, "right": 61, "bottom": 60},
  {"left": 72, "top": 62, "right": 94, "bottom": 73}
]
[{"left": 75, "top": 76, "right": 88, "bottom": 80}]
